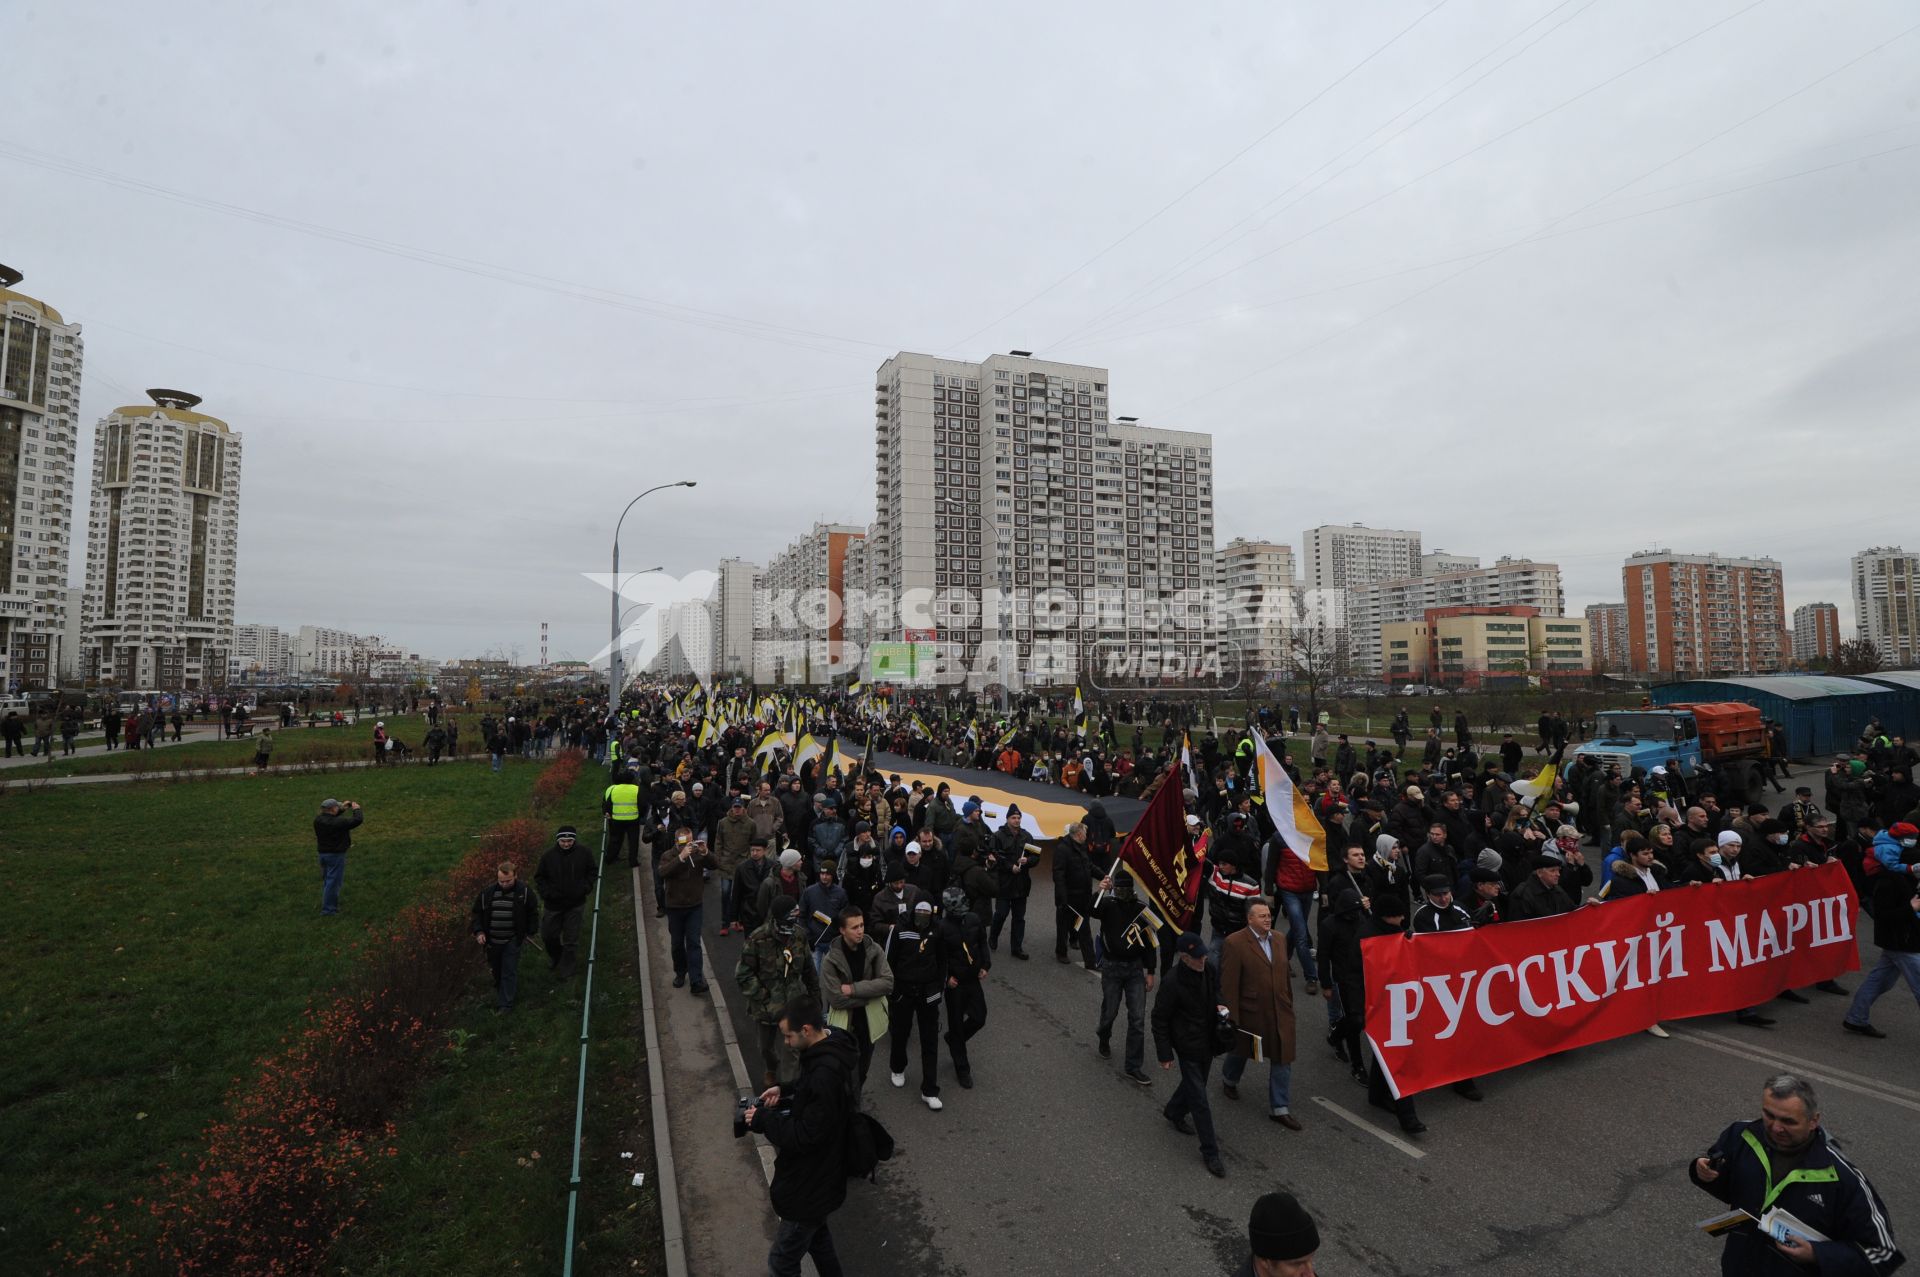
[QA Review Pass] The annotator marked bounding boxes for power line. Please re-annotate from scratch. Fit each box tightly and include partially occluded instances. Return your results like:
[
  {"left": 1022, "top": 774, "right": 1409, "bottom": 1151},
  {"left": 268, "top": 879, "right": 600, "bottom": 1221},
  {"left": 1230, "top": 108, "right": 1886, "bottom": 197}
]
[
  {"left": 1174, "top": 16, "right": 1919, "bottom": 412},
  {"left": 0, "top": 143, "right": 908, "bottom": 361},
  {"left": 946, "top": 0, "right": 1454, "bottom": 350},
  {"left": 87, "top": 317, "right": 860, "bottom": 409},
  {"left": 1064, "top": 131, "right": 1917, "bottom": 351},
  {"left": 1049, "top": 0, "right": 1601, "bottom": 351},
  {"left": 1058, "top": 0, "right": 1773, "bottom": 350}
]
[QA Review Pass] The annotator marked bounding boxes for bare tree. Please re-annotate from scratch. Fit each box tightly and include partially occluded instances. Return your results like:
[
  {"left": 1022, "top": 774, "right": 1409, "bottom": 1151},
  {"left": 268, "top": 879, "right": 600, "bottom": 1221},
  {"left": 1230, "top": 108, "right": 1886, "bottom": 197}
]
[
  {"left": 1284, "top": 588, "right": 1348, "bottom": 722},
  {"left": 1833, "top": 639, "right": 1883, "bottom": 676}
]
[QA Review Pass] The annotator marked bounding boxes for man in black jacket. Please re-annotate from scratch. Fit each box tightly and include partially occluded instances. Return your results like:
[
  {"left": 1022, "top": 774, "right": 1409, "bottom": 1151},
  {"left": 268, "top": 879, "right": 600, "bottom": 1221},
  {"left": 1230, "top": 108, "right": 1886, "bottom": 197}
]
[
  {"left": 470, "top": 861, "right": 539, "bottom": 1011},
  {"left": 1153, "top": 931, "right": 1226, "bottom": 1177},
  {"left": 1054, "top": 822, "right": 1098, "bottom": 968},
  {"left": 746, "top": 998, "right": 859, "bottom": 1277},
  {"left": 313, "top": 798, "right": 364, "bottom": 917},
  {"left": 1412, "top": 822, "right": 1459, "bottom": 896},
  {"left": 1094, "top": 871, "right": 1157, "bottom": 1084},
  {"left": 1508, "top": 855, "right": 1577, "bottom": 921},
  {"left": 886, "top": 899, "right": 947, "bottom": 1109},
  {"left": 987, "top": 806, "right": 1037, "bottom": 959},
  {"left": 938, "top": 884, "right": 990, "bottom": 1089},
  {"left": 534, "top": 825, "right": 596, "bottom": 979}
]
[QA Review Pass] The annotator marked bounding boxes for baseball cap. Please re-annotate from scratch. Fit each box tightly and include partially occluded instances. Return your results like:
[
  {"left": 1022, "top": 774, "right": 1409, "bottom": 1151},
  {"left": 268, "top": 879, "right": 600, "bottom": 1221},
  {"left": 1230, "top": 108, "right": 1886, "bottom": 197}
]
[{"left": 1175, "top": 932, "right": 1206, "bottom": 958}]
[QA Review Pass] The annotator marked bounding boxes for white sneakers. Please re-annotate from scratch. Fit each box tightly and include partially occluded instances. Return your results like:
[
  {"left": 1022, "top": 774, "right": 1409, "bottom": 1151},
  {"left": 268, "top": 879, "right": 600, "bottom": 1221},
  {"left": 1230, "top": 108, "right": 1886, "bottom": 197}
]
[
  {"left": 1646, "top": 1024, "right": 1671, "bottom": 1039},
  {"left": 889, "top": 1070, "right": 943, "bottom": 1108}
]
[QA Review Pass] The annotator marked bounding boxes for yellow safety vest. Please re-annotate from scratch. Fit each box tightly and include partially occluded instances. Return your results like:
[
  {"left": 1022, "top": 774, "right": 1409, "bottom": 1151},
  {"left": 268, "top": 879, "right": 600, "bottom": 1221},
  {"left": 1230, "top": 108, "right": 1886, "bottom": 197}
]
[{"left": 605, "top": 783, "right": 640, "bottom": 822}]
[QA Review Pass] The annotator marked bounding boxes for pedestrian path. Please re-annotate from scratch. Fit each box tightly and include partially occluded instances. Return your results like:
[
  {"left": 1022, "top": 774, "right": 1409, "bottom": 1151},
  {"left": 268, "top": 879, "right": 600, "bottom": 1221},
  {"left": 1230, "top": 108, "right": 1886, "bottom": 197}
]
[{"left": 0, "top": 752, "right": 486, "bottom": 790}]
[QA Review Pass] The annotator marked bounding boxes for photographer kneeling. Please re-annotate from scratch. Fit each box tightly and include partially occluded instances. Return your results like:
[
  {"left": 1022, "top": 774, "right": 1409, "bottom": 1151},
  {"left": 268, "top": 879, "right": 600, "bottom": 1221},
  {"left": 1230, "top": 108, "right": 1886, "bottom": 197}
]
[{"left": 744, "top": 997, "right": 860, "bottom": 1277}]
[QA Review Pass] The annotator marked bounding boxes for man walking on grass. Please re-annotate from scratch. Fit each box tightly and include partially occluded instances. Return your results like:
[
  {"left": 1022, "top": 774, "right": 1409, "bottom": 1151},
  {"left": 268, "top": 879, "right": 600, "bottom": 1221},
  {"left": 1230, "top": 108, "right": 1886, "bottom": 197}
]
[
  {"left": 471, "top": 860, "right": 539, "bottom": 1011},
  {"left": 313, "top": 797, "right": 363, "bottom": 916},
  {"left": 535, "top": 825, "right": 597, "bottom": 980}
]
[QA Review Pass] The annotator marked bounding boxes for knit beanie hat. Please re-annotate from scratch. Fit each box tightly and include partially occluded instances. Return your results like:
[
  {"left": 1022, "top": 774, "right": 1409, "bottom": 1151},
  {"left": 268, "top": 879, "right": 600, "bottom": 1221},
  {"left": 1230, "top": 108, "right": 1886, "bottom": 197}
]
[{"left": 1248, "top": 1192, "right": 1319, "bottom": 1261}]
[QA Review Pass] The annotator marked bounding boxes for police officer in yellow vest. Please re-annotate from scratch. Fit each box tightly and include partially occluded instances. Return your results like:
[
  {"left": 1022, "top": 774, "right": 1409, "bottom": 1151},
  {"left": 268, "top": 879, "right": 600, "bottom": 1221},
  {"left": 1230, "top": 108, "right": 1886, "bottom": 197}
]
[
  {"left": 604, "top": 769, "right": 644, "bottom": 868},
  {"left": 1234, "top": 732, "right": 1255, "bottom": 778}
]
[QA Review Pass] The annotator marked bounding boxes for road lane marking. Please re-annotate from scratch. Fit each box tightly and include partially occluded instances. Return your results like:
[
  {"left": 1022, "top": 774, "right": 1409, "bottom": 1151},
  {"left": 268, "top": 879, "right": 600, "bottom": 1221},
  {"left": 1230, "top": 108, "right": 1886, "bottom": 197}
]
[
  {"left": 1667, "top": 1028, "right": 1920, "bottom": 1115},
  {"left": 1311, "top": 1095, "right": 1427, "bottom": 1159},
  {"left": 1671, "top": 1026, "right": 1920, "bottom": 1103}
]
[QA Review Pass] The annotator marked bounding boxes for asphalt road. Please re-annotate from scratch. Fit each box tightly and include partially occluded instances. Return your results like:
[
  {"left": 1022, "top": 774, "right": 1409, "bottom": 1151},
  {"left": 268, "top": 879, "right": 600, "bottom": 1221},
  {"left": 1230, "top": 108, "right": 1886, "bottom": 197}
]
[{"left": 699, "top": 841, "right": 1918, "bottom": 1273}]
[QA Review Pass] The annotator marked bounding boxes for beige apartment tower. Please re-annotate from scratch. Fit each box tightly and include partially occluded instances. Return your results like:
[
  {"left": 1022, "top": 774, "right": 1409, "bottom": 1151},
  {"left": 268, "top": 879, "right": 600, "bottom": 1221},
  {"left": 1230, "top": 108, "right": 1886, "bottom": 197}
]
[
  {"left": 82, "top": 390, "right": 242, "bottom": 690},
  {"left": 0, "top": 266, "right": 83, "bottom": 693}
]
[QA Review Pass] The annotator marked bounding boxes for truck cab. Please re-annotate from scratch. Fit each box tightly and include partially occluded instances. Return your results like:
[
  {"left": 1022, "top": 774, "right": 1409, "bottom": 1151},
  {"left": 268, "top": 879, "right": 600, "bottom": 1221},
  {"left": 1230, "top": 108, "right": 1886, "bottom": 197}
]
[
  {"left": 1570, "top": 701, "right": 1766, "bottom": 800},
  {"left": 1572, "top": 710, "right": 1704, "bottom": 780}
]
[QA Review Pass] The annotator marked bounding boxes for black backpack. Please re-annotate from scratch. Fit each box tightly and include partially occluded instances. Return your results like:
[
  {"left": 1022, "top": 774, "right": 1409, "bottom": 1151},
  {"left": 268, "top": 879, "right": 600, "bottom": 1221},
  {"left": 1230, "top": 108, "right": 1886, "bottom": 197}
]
[{"left": 843, "top": 1067, "right": 894, "bottom": 1180}]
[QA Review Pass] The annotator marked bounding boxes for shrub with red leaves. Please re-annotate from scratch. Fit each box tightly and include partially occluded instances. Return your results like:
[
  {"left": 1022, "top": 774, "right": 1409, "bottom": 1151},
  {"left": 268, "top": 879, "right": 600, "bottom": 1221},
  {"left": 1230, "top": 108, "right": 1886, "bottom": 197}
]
[
  {"left": 529, "top": 748, "right": 586, "bottom": 816},
  {"left": 62, "top": 754, "right": 589, "bottom": 1275}
]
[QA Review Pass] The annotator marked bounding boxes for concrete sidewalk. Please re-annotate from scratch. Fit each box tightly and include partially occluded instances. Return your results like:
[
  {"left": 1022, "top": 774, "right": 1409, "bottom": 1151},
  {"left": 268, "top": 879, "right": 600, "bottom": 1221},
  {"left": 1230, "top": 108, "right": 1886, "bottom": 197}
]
[
  {"left": 631, "top": 859, "right": 778, "bottom": 1275},
  {"left": 0, "top": 753, "right": 490, "bottom": 790}
]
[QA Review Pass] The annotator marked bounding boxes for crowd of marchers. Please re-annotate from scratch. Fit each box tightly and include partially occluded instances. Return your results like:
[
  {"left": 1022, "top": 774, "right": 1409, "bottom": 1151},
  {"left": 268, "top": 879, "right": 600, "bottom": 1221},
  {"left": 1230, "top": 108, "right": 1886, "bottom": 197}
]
[{"left": 399, "top": 684, "right": 1913, "bottom": 1277}]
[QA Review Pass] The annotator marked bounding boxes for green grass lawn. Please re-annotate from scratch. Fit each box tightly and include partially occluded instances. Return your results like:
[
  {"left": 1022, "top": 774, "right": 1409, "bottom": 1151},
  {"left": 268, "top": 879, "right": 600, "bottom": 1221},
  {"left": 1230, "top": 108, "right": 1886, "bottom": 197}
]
[
  {"left": 0, "top": 758, "right": 657, "bottom": 1273},
  {"left": 331, "top": 784, "right": 665, "bottom": 1275},
  {"left": 4, "top": 713, "right": 505, "bottom": 779}
]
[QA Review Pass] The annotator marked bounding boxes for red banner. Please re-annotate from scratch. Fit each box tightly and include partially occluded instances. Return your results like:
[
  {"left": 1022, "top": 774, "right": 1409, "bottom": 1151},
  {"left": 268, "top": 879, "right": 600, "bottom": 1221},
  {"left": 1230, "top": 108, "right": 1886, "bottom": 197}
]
[
  {"left": 1112, "top": 775, "right": 1200, "bottom": 932},
  {"left": 1363, "top": 862, "right": 1861, "bottom": 1097}
]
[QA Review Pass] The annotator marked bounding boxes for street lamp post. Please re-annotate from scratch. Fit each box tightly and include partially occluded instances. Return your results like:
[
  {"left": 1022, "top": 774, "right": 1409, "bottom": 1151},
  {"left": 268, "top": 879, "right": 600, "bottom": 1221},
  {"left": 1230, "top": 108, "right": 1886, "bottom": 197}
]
[{"left": 609, "top": 484, "right": 695, "bottom": 701}]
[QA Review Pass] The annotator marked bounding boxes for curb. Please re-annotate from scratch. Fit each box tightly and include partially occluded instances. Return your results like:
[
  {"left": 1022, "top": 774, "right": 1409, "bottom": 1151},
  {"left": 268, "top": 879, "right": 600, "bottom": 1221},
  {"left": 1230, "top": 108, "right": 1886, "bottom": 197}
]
[
  {"left": 697, "top": 920, "right": 778, "bottom": 1185},
  {"left": 628, "top": 866, "right": 692, "bottom": 1277}
]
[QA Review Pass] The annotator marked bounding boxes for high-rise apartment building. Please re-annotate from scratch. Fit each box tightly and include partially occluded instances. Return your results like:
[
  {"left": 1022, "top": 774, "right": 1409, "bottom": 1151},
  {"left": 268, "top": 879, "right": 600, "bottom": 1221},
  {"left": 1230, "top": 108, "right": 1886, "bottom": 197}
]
[
  {"left": 710, "top": 556, "right": 760, "bottom": 681},
  {"left": 1584, "top": 602, "right": 1629, "bottom": 672},
  {"left": 0, "top": 266, "right": 83, "bottom": 693},
  {"left": 1421, "top": 551, "right": 1479, "bottom": 576},
  {"left": 1790, "top": 603, "right": 1841, "bottom": 666},
  {"left": 1217, "top": 538, "right": 1295, "bottom": 683},
  {"left": 839, "top": 533, "right": 871, "bottom": 650},
  {"left": 231, "top": 623, "right": 291, "bottom": 680},
  {"left": 1348, "top": 558, "right": 1564, "bottom": 674},
  {"left": 1623, "top": 551, "right": 1784, "bottom": 677},
  {"left": 756, "top": 521, "right": 864, "bottom": 684},
  {"left": 650, "top": 600, "right": 712, "bottom": 680},
  {"left": 291, "top": 625, "right": 379, "bottom": 675},
  {"left": 1851, "top": 547, "right": 1918, "bottom": 666},
  {"left": 869, "top": 351, "right": 1215, "bottom": 688},
  {"left": 82, "top": 390, "right": 241, "bottom": 690},
  {"left": 1301, "top": 524, "right": 1421, "bottom": 591}
]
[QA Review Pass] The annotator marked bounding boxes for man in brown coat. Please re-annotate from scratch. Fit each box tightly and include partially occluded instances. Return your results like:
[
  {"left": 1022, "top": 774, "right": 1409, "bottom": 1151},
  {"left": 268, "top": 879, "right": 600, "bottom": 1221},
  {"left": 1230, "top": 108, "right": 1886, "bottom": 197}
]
[{"left": 1219, "top": 898, "right": 1302, "bottom": 1130}]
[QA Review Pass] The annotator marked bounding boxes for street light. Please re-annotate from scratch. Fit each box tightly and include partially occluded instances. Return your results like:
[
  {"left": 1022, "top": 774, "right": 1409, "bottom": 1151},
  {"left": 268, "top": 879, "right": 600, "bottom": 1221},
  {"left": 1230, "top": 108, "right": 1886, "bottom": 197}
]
[{"left": 610, "top": 485, "right": 694, "bottom": 699}]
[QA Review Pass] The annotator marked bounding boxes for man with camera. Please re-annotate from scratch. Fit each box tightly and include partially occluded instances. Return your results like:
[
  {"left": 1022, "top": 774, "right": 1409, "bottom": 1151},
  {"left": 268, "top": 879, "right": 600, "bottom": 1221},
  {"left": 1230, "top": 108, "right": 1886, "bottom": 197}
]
[{"left": 743, "top": 997, "right": 859, "bottom": 1277}]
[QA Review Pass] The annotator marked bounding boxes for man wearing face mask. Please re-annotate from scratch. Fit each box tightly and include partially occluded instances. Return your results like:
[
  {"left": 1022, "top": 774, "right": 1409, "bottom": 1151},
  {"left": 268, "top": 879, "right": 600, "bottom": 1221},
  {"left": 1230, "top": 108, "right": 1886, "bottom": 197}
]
[
  {"left": 736, "top": 897, "right": 822, "bottom": 1087},
  {"left": 841, "top": 823, "right": 884, "bottom": 912}
]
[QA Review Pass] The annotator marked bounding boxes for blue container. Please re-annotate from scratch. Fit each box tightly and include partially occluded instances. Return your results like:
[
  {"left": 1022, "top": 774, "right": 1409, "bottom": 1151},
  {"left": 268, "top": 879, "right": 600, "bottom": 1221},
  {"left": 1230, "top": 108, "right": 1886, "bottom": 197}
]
[{"left": 1647, "top": 675, "right": 1910, "bottom": 758}]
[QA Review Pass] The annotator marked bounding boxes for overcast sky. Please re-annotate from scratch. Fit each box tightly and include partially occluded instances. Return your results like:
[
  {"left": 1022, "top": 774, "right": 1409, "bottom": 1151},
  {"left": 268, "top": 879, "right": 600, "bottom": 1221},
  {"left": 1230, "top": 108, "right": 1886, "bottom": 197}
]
[{"left": 6, "top": 0, "right": 1917, "bottom": 660}]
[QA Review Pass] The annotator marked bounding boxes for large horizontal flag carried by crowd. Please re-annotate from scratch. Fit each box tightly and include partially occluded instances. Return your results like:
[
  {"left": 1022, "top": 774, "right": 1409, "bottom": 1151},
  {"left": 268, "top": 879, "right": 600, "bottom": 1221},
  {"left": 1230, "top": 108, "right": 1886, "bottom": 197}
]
[{"left": 1363, "top": 861, "right": 1862, "bottom": 1096}]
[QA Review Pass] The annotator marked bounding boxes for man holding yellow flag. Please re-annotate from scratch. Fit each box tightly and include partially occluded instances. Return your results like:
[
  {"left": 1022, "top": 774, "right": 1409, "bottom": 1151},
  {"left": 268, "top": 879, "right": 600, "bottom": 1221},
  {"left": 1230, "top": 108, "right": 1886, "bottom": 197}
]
[{"left": 1250, "top": 731, "right": 1328, "bottom": 1001}]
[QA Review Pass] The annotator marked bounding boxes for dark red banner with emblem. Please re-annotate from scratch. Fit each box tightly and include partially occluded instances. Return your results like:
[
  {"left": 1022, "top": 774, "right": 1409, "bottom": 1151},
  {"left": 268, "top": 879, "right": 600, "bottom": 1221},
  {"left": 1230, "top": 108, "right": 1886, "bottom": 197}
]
[
  {"left": 1363, "top": 862, "right": 1862, "bottom": 1097},
  {"left": 1110, "top": 774, "right": 1199, "bottom": 931}
]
